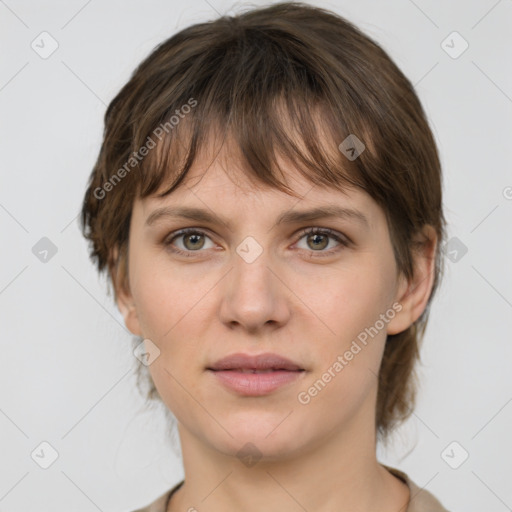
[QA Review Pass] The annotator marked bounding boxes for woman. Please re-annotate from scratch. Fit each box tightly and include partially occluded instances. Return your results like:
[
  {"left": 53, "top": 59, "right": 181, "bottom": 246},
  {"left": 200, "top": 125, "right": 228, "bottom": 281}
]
[{"left": 81, "top": 2, "right": 450, "bottom": 511}]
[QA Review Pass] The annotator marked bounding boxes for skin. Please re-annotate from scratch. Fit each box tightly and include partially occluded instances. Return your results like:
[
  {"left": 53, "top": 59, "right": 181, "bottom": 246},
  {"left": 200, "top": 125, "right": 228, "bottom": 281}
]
[{"left": 115, "top": 144, "right": 437, "bottom": 512}]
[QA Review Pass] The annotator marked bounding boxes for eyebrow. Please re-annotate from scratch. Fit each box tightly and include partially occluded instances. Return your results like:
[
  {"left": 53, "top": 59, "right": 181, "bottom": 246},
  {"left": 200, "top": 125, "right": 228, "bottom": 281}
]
[{"left": 145, "top": 205, "right": 370, "bottom": 229}]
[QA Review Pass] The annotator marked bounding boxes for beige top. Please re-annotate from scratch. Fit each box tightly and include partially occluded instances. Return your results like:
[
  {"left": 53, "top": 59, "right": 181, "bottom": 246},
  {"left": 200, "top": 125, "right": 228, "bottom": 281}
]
[{"left": 132, "top": 465, "right": 450, "bottom": 512}]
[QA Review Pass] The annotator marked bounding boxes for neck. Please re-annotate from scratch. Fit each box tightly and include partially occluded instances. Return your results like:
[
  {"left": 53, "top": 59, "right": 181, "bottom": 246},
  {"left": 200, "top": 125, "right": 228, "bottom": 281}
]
[{"left": 168, "top": 407, "right": 410, "bottom": 512}]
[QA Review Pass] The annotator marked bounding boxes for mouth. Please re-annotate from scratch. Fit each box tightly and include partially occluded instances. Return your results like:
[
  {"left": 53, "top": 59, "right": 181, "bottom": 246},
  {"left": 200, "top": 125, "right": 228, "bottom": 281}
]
[{"left": 206, "top": 353, "right": 306, "bottom": 396}]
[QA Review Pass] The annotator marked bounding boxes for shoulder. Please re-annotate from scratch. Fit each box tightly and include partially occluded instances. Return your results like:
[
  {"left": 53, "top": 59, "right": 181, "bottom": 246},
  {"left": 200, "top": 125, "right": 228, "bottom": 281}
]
[
  {"left": 383, "top": 464, "right": 451, "bottom": 512},
  {"left": 130, "top": 481, "right": 183, "bottom": 512}
]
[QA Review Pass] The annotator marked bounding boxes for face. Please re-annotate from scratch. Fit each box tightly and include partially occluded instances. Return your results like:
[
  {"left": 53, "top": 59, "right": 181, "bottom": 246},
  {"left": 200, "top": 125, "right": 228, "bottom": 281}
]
[{"left": 116, "top": 150, "right": 419, "bottom": 461}]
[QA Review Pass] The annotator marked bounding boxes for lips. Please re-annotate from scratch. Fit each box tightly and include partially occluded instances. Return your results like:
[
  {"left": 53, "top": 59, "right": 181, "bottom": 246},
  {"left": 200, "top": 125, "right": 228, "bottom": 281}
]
[
  {"left": 207, "top": 352, "right": 304, "bottom": 372},
  {"left": 207, "top": 352, "right": 305, "bottom": 396}
]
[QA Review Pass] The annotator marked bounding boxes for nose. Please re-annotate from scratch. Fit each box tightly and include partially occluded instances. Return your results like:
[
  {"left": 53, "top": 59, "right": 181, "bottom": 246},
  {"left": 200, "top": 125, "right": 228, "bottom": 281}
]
[{"left": 218, "top": 246, "right": 291, "bottom": 334}]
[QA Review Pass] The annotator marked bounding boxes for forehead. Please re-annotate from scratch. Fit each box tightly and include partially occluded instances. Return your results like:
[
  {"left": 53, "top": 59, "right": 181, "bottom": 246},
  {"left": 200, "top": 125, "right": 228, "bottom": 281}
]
[{"left": 135, "top": 147, "right": 381, "bottom": 234}]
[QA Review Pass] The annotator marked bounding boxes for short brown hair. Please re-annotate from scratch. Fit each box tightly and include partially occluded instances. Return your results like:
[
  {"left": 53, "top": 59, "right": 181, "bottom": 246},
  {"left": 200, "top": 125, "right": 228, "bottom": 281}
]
[{"left": 80, "top": 1, "right": 446, "bottom": 444}]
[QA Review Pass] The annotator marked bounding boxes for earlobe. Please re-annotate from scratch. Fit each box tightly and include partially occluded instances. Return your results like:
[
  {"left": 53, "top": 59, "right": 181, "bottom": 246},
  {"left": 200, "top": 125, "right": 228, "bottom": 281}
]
[
  {"left": 110, "top": 245, "right": 143, "bottom": 337},
  {"left": 386, "top": 225, "right": 438, "bottom": 336},
  {"left": 116, "top": 293, "right": 143, "bottom": 336},
  {"left": 386, "top": 273, "right": 413, "bottom": 335},
  {"left": 117, "top": 294, "right": 132, "bottom": 324}
]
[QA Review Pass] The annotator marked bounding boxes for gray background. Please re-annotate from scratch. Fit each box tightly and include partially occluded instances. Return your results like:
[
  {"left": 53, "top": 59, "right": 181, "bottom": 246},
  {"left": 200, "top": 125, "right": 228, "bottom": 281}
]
[{"left": 1, "top": 0, "right": 511, "bottom": 510}]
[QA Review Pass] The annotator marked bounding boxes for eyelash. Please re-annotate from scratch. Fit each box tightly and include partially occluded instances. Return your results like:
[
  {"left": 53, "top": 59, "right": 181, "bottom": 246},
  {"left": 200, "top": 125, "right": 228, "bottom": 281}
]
[{"left": 162, "top": 227, "right": 350, "bottom": 258}]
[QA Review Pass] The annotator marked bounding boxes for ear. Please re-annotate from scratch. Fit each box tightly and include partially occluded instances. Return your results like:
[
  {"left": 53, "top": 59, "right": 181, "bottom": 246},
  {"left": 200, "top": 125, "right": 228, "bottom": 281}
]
[
  {"left": 386, "top": 225, "right": 438, "bottom": 336},
  {"left": 110, "top": 245, "right": 143, "bottom": 337}
]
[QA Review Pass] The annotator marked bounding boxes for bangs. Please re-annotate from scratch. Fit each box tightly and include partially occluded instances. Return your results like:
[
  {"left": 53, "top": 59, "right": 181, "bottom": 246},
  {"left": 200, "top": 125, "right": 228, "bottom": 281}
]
[{"left": 129, "top": 29, "right": 373, "bottom": 200}]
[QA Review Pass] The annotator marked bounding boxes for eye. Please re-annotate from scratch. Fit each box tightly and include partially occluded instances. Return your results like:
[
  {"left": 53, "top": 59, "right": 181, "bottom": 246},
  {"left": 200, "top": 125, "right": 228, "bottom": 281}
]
[
  {"left": 163, "top": 228, "right": 215, "bottom": 256},
  {"left": 163, "top": 226, "right": 349, "bottom": 258},
  {"left": 294, "top": 227, "right": 349, "bottom": 256}
]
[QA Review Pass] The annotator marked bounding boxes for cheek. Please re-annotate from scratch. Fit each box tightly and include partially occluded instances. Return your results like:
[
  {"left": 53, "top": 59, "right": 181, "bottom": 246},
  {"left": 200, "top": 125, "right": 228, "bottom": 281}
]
[
  {"left": 308, "top": 264, "right": 393, "bottom": 351},
  {"left": 296, "top": 273, "right": 389, "bottom": 424},
  {"left": 130, "top": 263, "right": 211, "bottom": 390},
  {"left": 131, "top": 259, "right": 212, "bottom": 338}
]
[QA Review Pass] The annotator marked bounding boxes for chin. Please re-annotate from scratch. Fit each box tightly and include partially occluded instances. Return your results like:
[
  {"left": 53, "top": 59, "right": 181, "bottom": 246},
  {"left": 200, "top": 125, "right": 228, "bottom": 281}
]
[
  {"left": 215, "top": 435, "right": 305, "bottom": 464},
  {"left": 204, "top": 413, "right": 310, "bottom": 462}
]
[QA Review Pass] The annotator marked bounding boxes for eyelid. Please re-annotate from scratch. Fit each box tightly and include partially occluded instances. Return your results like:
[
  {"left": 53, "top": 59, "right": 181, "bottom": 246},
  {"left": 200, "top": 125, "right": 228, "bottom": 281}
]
[
  {"left": 296, "top": 226, "right": 351, "bottom": 245},
  {"left": 163, "top": 227, "right": 216, "bottom": 250},
  {"left": 292, "top": 227, "right": 350, "bottom": 257}
]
